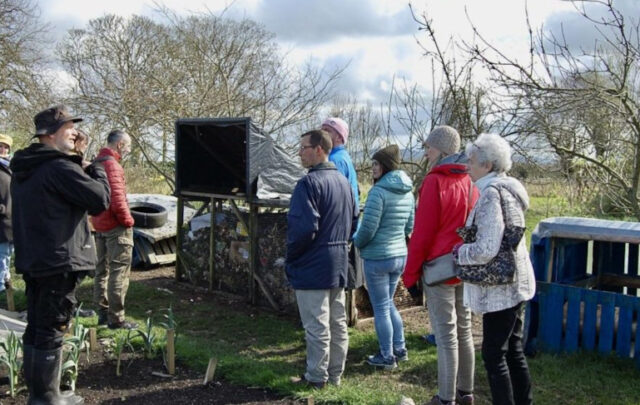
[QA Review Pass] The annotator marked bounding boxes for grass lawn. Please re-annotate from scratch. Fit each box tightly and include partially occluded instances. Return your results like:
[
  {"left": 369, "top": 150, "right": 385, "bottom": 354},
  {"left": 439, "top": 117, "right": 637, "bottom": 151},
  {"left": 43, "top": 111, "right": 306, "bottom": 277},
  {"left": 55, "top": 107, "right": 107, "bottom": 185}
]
[
  {"left": 3, "top": 192, "right": 640, "bottom": 404},
  {"left": 3, "top": 270, "right": 639, "bottom": 404}
]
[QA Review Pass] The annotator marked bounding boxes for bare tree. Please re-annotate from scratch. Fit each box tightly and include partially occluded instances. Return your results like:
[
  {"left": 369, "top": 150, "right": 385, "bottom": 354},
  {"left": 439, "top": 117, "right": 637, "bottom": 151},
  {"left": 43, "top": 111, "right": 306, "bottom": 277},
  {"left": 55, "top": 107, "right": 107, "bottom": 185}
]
[
  {"left": 386, "top": 6, "right": 499, "bottom": 188},
  {"left": 60, "top": 11, "right": 343, "bottom": 191},
  {"left": 463, "top": 0, "right": 640, "bottom": 217},
  {"left": 0, "top": 0, "right": 55, "bottom": 145},
  {"left": 326, "top": 96, "right": 386, "bottom": 183}
]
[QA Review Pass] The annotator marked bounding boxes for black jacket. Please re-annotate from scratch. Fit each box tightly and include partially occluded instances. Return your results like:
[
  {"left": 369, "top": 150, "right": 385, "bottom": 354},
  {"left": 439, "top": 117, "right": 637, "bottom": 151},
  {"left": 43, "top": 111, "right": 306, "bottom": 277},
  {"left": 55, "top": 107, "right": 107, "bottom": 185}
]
[
  {"left": 10, "top": 143, "right": 111, "bottom": 276},
  {"left": 0, "top": 160, "right": 12, "bottom": 243}
]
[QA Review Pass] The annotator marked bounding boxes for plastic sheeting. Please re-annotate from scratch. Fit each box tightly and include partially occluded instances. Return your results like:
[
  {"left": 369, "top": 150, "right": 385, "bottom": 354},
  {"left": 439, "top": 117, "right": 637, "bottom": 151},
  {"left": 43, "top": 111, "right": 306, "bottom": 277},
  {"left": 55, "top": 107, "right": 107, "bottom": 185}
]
[
  {"left": 248, "top": 123, "right": 305, "bottom": 200},
  {"left": 531, "top": 216, "right": 640, "bottom": 244}
]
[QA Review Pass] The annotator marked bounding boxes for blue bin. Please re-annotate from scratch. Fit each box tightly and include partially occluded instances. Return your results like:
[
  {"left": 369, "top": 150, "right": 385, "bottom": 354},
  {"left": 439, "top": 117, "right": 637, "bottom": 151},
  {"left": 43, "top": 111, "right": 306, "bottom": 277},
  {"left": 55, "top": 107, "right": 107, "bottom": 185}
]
[{"left": 527, "top": 217, "right": 640, "bottom": 365}]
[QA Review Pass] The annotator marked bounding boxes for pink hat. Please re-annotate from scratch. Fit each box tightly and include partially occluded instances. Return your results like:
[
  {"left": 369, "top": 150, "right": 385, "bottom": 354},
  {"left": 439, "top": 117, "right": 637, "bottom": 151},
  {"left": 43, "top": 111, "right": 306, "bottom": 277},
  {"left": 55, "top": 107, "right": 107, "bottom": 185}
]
[{"left": 322, "top": 117, "right": 349, "bottom": 144}]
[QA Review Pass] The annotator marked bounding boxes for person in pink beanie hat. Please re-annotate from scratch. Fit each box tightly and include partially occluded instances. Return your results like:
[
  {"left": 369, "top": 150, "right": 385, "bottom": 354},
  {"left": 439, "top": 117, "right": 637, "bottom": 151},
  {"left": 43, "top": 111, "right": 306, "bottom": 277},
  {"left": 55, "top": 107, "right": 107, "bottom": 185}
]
[
  {"left": 321, "top": 117, "right": 363, "bottom": 292},
  {"left": 322, "top": 117, "right": 349, "bottom": 144},
  {"left": 321, "top": 117, "right": 359, "bottom": 207}
]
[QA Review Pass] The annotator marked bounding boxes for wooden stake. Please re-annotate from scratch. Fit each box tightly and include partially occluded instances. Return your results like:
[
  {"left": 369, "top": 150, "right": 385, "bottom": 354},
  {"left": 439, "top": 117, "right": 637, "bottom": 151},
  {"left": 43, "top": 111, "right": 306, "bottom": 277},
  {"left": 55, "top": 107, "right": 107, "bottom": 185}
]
[
  {"left": 89, "top": 328, "right": 98, "bottom": 351},
  {"left": 307, "top": 396, "right": 314, "bottom": 405},
  {"left": 203, "top": 357, "right": 217, "bottom": 385},
  {"left": 166, "top": 329, "right": 175, "bottom": 375},
  {"left": 6, "top": 287, "right": 14, "bottom": 312}
]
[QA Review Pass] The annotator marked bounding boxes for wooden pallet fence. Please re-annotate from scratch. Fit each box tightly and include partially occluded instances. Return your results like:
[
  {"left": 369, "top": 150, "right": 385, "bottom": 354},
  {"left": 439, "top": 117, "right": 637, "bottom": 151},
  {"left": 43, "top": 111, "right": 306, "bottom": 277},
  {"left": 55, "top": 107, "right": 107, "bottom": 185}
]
[{"left": 537, "top": 281, "right": 640, "bottom": 367}]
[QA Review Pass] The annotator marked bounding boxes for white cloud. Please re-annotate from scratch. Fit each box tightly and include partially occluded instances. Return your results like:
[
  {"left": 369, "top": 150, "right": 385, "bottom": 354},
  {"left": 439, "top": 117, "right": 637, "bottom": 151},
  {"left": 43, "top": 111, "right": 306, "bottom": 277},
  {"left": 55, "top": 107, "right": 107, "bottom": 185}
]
[
  {"left": 252, "top": 0, "right": 414, "bottom": 44},
  {"left": 35, "top": 0, "right": 598, "bottom": 106}
]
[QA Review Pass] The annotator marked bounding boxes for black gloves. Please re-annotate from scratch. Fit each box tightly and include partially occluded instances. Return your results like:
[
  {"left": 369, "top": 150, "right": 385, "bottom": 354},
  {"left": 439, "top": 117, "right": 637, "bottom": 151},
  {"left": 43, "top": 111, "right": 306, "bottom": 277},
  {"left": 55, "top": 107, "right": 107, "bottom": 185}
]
[{"left": 407, "top": 284, "right": 422, "bottom": 299}]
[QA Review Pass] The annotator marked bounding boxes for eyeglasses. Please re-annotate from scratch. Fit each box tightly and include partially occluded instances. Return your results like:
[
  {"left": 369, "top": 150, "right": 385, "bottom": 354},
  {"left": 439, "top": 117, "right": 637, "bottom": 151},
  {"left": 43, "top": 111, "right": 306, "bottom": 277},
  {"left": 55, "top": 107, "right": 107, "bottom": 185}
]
[{"left": 299, "top": 144, "right": 316, "bottom": 151}]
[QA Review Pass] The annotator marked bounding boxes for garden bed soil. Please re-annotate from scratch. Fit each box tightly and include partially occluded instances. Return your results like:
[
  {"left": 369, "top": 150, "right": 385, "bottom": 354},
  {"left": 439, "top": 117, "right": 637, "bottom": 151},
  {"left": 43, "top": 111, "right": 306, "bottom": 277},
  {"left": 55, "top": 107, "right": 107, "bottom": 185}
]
[
  {"left": 0, "top": 349, "right": 301, "bottom": 404},
  {"left": 0, "top": 266, "right": 304, "bottom": 405}
]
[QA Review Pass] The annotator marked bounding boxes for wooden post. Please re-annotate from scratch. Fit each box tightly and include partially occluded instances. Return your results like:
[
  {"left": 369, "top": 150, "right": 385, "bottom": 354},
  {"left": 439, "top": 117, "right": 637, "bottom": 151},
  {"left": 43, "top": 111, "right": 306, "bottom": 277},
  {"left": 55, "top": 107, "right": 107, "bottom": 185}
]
[
  {"left": 6, "top": 287, "right": 14, "bottom": 312},
  {"left": 345, "top": 289, "right": 357, "bottom": 326},
  {"left": 203, "top": 357, "right": 218, "bottom": 384},
  {"left": 546, "top": 238, "right": 556, "bottom": 282},
  {"left": 248, "top": 203, "right": 258, "bottom": 305},
  {"left": 166, "top": 329, "right": 175, "bottom": 375},
  {"left": 175, "top": 196, "right": 185, "bottom": 281},
  {"left": 89, "top": 328, "right": 98, "bottom": 351},
  {"left": 209, "top": 198, "right": 216, "bottom": 292}
]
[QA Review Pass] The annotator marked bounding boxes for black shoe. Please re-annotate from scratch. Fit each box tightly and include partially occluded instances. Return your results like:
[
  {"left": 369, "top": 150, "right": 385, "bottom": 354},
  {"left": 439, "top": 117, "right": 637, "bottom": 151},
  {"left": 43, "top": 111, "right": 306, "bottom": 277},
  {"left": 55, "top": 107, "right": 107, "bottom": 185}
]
[
  {"left": 76, "top": 308, "right": 96, "bottom": 318},
  {"left": 24, "top": 345, "right": 84, "bottom": 404},
  {"left": 97, "top": 312, "right": 108, "bottom": 326},
  {"left": 289, "top": 374, "right": 326, "bottom": 389},
  {"left": 108, "top": 320, "right": 138, "bottom": 330}
]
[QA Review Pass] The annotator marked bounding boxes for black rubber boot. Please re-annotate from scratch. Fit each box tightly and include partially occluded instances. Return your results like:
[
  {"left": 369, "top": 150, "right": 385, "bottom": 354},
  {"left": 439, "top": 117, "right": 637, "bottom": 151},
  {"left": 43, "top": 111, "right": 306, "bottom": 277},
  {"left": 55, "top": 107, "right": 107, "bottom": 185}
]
[{"left": 25, "top": 346, "right": 84, "bottom": 405}]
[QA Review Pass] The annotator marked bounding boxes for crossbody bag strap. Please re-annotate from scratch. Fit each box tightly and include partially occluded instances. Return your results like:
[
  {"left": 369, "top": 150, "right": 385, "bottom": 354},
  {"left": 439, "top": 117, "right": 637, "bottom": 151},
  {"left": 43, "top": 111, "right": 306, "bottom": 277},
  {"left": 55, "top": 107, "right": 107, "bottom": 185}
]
[
  {"left": 496, "top": 185, "right": 518, "bottom": 228},
  {"left": 463, "top": 179, "right": 475, "bottom": 224},
  {"left": 93, "top": 155, "right": 115, "bottom": 165}
]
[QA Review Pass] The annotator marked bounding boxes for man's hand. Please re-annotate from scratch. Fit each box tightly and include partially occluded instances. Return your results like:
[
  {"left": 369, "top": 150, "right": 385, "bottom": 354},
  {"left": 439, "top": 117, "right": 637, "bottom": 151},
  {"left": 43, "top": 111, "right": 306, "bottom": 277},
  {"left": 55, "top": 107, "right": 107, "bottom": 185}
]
[
  {"left": 407, "top": 283, "right": 422, "bottom": 305},
  {"left": 452, "top": 242, "right": 463, "bottom": 260}
]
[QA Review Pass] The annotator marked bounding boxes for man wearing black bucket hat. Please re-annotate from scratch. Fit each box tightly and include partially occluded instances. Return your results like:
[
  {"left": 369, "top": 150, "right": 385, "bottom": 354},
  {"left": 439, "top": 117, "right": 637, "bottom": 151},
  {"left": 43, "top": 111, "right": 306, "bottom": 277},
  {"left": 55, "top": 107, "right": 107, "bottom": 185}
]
[{"left": 11, "top": 105, "right": 110, "bottom": 405}]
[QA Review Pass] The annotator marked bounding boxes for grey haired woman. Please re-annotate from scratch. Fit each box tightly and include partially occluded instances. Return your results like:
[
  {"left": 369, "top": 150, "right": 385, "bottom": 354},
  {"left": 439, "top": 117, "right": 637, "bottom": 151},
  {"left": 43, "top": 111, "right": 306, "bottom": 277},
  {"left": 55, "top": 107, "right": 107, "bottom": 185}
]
[{"left": 454, "top": 133, "right": 536, "bottom": 405}]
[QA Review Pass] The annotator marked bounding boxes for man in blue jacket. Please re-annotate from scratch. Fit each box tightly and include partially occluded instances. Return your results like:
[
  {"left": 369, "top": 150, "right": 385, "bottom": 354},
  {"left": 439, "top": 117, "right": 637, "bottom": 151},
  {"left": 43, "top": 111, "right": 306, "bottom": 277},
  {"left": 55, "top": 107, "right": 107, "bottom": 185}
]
[
  {"left": 322, "top": 117, "right": 364, "bottom": 292},
  {"left": 286, "top": 129, "right": 358, "bottom": 389},
  {"left": 321, "top": 117, "right": 359, "bottom": 207}
]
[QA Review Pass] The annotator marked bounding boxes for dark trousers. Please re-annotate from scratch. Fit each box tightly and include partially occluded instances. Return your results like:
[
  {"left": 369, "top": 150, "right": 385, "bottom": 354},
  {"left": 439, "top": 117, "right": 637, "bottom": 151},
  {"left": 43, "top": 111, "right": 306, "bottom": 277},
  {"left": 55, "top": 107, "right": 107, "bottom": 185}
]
[
  {"left": 23, "top": 272, "right": 84, "bottom": 350},
  {"left": 482, "top": 301, "right": 533, "bottom": 405}
]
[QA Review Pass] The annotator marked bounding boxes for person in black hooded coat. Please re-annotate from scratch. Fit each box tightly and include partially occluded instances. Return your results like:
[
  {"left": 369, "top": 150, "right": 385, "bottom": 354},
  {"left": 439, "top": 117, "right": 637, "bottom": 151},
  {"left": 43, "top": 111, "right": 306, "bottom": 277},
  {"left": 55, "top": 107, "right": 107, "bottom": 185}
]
[{"left": 11, "top": 105, "right": 110, "bottom": 405}]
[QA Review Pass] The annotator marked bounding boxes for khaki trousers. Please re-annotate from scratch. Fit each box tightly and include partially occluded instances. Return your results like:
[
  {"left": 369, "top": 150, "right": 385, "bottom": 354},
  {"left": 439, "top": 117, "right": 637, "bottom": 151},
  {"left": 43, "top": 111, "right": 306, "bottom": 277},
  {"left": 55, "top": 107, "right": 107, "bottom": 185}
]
[
  {"left": 424, "top": 277, "right": 475, "bottom": 402},
  {"left": 93, "top": 226, "right": 133, "bottom": 324},
  {"left": 295, "top": 288, "right": 349, "bottom": 385}
]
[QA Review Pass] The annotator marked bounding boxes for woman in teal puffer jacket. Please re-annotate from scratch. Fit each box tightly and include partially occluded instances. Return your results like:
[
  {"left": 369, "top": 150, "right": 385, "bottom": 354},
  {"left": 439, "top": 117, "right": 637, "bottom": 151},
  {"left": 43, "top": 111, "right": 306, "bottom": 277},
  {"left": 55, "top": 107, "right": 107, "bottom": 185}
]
[{"left": 353, "top": 144, "right": 415, "bottom": 370}]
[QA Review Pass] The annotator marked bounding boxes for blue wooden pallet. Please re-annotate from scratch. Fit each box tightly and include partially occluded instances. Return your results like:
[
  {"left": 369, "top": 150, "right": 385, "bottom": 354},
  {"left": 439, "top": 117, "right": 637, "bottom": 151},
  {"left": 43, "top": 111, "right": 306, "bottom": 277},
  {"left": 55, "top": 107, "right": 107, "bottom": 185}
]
[{"left": 537, "top": 281, "right": 640, "bottom": 367}]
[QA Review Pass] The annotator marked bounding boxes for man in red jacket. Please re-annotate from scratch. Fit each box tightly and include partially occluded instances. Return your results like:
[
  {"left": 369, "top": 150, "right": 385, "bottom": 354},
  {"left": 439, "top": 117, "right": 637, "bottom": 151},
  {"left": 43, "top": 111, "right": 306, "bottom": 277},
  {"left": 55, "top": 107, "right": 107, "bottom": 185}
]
[{"left": 91, "top": 130, "right": 137, "bottom": 329}]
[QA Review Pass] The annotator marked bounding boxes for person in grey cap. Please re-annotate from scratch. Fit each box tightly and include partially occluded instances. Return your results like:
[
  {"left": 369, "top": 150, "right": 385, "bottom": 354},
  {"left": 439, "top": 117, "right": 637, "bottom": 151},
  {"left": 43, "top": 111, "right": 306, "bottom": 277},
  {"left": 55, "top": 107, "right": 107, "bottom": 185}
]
[
  {"left": 11, "top": 105, "right": 110, "bottom": 405},
  {"left": 353, "top": 144, "right": 414, "bottom": 370},
  {"left": 403, "top": 125, "right": 478, "bottom": 405}
]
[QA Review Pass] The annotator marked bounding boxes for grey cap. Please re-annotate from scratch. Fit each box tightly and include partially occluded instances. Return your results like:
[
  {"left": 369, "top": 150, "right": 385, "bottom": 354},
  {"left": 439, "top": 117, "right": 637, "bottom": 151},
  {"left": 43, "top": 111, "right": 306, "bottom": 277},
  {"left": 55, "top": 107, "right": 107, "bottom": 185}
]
[{"left": 425, "top": 125, "right": 460, "bottom": 156}]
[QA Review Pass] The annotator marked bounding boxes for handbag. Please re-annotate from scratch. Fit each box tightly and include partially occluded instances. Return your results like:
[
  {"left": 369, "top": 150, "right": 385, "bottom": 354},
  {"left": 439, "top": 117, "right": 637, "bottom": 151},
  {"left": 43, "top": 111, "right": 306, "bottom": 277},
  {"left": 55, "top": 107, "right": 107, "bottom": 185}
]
[
  {"left": 423, "top": 253, "right": 456, "bottom": 286},
  {"left": 455, "top": 185, "right": 525, "bottom": 286},
  {"left": 422, "top": 181, "right": 475, "bottom": 286}
]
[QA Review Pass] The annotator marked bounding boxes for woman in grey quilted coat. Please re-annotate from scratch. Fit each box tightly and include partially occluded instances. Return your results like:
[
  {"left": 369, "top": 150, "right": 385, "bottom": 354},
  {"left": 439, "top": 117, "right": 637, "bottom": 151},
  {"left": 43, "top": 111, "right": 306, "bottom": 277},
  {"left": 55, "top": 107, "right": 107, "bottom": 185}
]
[{"left": 454, "top": 133, "right": 536, "bottom": 405}]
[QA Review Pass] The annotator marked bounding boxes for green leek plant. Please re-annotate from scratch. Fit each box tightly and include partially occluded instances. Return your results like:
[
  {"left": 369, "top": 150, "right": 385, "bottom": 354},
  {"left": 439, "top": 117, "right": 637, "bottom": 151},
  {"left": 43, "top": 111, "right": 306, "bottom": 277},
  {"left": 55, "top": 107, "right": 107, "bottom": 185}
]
[
  {"left": 62, "top": 311, "right": 90, "bottom": 391},
  {"left": 61, "top": 336, "right": 82, "bottom": 391},
  {"left": 133, "top": 317, "right": 158, "bottom": 359},
  {"left": 0, "top": 331, "right": 23, "bottom": 397},
  {"left": 159, "top": 306, "right": 178, "bottom": 372},
  {"left": 113, "top": 331, "right": 133, "bottom": 377},
  {"left": 159, "top": 305, "right": 178, "bottom": 332}
]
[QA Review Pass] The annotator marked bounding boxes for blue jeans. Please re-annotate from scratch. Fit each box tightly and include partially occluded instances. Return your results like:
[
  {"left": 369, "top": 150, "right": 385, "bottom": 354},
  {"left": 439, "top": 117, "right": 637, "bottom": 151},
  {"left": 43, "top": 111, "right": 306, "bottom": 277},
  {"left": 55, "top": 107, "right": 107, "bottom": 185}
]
[
  {"left": 364, "top": 256, "right": 406, "bottom": 359},
  {"left": 0, "top": 242, "right": 12, "bottom": 292}
]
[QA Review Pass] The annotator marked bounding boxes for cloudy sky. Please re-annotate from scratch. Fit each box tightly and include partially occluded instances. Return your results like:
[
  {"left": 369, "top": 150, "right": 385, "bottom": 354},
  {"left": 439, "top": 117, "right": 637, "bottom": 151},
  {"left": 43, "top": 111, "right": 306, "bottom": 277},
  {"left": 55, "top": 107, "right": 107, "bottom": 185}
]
[{"left": 37, "top": 0, "right": 639, "bottom": 106}]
